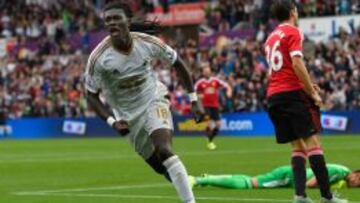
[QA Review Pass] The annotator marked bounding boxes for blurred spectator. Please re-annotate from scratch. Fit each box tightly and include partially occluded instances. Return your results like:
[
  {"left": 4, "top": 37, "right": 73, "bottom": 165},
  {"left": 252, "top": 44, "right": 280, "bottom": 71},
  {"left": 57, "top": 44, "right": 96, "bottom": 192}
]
[{"left": 1, "top": 0, "right": 360, "bottom": 118}]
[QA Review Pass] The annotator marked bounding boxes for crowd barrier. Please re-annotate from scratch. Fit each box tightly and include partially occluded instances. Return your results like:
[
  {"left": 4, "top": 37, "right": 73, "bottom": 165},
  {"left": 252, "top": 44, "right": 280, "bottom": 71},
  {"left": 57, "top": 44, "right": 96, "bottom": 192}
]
[{"left": 0, "top": 112, "right": 359, "bottom": 139}]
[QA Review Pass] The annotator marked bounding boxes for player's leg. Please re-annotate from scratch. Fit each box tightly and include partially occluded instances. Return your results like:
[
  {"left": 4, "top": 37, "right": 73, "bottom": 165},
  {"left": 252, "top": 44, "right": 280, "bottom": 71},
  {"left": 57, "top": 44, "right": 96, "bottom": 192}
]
[
  {"left": 145, "top": 96, "right": 195, "bottom": 203},
  {"left": 305, "top": 136, "right": 347, "bottom": 203},
  {"left": 204, "top": 107, "right": 213, "bottom": 141},
  {"left": 299, "top": 92, "right": 332, "bottom": 200},
  {"left": 145, "top": 152, "right": 171, "bottom": 182},
  {"left": 291, "top": 139, "right": 308, "bottom": 198},
  {"left": 304, "top": 135, "right": 332, "bottom": 200},
  {"left": 206, "top": 119, "right": 216, "bottom": 149},
  {"left": 192, "top": 174, "right": 252, "bottom": 189},
  {"left": 208, "top": 111, "right": 221, "bottom": 142},
  {"left": 150, "top": 129, "right": 195, "bottom": 203},
  {"left": 255, "top": 166, "right": 292, "bottom": 188},
  {"left": 299, "top": 92, "right": 347, "bottom": 203},
  {"left": 268, "top": 96, "right": 313, "bottom": 203},
  {"left": 205, "top": 107, "right": 221, "bottom": 150}
]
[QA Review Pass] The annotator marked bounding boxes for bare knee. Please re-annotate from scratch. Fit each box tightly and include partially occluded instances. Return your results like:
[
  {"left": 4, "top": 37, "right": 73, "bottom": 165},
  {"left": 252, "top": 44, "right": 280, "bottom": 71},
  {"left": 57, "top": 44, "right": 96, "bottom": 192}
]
[
  {"left": 291, "top": 139, "right": 307, "bottom": 152},
  {"left": 154, "top": 144, "right": 173, "bottom": 161},
  {"left": 151, "top": 129, "right": 174, "bottom": 162},
  {"left": 304, "top": 135, "right": 321, "bottom": 149},
  {"left": 146, "top": 154, "right": 167, "bottom": 175}
]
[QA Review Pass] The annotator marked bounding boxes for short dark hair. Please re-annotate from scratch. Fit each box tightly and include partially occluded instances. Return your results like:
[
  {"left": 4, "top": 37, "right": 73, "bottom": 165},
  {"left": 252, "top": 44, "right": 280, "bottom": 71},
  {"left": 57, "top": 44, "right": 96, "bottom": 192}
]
[
  {"left": 271, "top": 0, "right": 296, "bottom": 22},
  {"left": 104, "top": 0, "right": 133, "bottom": 19}
]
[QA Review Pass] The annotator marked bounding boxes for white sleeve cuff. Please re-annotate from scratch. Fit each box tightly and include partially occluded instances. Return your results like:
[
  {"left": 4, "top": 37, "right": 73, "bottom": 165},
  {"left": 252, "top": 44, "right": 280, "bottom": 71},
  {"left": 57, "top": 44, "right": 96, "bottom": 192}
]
[
  {"left": 290, "top": 50, "right": 303, "bottom": 58},
  {"left": 106, "top": 116, "right": 116, "bottom": 127},
  {"left": 170, "top": 50, "right": 178, "bottom": 65},
  {"left": 188, "top": 92, "right": 198, "bottom": 102}
]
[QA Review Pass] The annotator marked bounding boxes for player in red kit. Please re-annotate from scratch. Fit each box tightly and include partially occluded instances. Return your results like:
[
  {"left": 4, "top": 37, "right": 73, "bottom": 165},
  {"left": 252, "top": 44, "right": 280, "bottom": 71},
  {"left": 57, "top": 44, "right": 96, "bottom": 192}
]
[
  {"left": 265, "top": 1, "right": 347, "bottom": 203},
  {"left": 195, "top": 64, "right": 232, "bottom": 150}
]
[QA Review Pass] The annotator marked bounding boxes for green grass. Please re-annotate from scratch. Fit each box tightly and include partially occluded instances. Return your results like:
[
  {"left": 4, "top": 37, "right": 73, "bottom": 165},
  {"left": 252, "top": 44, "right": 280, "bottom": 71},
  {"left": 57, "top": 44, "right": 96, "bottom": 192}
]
[{"left": 0, "top": 135, "right": 359, "bottom": 203}]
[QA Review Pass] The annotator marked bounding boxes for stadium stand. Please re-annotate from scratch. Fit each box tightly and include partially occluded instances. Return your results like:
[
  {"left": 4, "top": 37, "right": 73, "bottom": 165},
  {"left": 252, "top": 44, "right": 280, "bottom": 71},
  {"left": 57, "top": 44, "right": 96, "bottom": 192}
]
[{"left": 0, "top": 0, "right": 359, "bottom": 118}]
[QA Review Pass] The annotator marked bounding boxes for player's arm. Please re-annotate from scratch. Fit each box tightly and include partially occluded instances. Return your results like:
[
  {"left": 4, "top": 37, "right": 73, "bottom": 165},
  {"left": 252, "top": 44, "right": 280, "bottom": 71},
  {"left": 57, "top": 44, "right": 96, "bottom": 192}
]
[
  {"left": 218, "top": 79, "right": 232, "bottom": 98},
  {"left": 173, "top": 58, "right": 205, "bottom": 123},
  {"left": 226, "top": 86, "right": 232, "bottom": 98},
  {"left": 86, "top": 91, "right": 112, "bottom": 121},
  {"left": 173, "top": 58, "right": 195, "bottom": 96},
  {"left": 292, "top": 56, "right": 322, "bottom": 106},
  {"left": 292, "top": 57, "right": 316, "bottom": 95},
  {"left": 85, "top": 90, "right": 130, "bottom": 136},
  {"left": 288, "top": 29, "right": 322, "bottom": 106},
  {"left": 84, "top": 60, "right": 129, "bottom": 136}
]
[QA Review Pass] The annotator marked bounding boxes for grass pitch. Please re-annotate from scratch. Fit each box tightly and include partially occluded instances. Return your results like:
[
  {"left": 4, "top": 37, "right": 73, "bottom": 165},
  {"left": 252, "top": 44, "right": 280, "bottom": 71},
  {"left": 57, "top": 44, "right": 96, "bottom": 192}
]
[{"left": 0, "top": 135, "right": 359, "bottom": 203}]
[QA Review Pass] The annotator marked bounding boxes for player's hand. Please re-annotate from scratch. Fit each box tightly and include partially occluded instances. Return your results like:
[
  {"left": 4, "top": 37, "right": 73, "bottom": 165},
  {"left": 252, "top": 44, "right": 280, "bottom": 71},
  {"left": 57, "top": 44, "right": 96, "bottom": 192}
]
[
  {"left": 313, "top": 83, "right": 321, "bottom": 93},
  {"left": 191, "top": 100, "right": 205, "bottom": 123},
  {"left": 113, "top": 120, "right": 130, "bottom": 136},
  {"left": 226, "top": 89, "right": 232, "bottom": 98},
  {"left": 311, "top": 91, "right": 323, "bottom": 108}
]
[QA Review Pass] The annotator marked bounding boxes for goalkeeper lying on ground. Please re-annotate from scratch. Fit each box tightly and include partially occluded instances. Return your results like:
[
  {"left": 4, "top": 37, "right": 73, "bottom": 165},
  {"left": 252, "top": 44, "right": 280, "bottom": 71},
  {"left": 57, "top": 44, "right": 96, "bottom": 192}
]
[{"left": 190, "top": 164, "right": 360, "bottom": 189}]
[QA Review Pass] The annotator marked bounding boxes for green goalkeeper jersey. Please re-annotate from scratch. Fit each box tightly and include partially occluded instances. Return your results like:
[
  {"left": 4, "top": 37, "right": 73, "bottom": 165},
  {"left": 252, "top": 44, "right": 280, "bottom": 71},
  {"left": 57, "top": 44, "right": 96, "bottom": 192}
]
[{"left": 256, "top": 164, "right": 351, "bottom": 188}]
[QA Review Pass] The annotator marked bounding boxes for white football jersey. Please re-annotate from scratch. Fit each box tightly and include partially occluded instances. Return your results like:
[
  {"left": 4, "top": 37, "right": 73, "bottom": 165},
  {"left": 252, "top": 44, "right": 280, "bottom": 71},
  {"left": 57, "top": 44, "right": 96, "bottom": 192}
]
[{"left": 84, "top": 32, "right": 177, "bottom": 121}]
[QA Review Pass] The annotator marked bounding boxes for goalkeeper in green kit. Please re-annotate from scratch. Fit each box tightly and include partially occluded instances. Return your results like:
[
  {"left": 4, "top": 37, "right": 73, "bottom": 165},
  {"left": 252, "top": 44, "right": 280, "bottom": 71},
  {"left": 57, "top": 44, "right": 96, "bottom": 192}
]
[{"left": 190, "top": 164, "right": 360, "bottom": 189}]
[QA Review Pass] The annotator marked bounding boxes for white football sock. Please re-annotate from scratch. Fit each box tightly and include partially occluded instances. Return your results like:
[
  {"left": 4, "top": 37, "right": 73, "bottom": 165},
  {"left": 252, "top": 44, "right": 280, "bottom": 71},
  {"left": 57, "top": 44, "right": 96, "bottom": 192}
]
[{"left": 163, "top": 155, "right": 195, "bottom": 203}]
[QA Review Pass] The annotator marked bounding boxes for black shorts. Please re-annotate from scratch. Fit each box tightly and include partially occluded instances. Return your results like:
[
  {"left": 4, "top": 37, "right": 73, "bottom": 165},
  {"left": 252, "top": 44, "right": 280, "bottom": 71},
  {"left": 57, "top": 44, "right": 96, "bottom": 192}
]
[
  {"left": 205, "top": 107, "right": 221, "bottom": 121},
  {"left": 267, "top": 90, "right": 321, "bottom": 144}
]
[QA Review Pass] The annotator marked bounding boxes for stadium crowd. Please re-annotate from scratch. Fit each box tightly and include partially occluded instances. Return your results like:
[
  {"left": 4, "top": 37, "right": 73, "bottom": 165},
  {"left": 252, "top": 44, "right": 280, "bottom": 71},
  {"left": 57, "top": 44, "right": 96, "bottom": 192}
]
[{"left": 0, "top": 0, "right": 360, "bottom": 118}]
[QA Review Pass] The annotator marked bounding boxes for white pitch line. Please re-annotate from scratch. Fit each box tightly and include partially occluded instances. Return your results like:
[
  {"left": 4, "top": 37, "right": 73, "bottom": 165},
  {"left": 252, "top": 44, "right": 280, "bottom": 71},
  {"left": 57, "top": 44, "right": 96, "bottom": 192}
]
[
  {"left": 0, "top": 149, "right": 284, "bottom": 163},
  {"left": 13, "top": 183, "right": 360, "bottom": 203},
  {"left": 1, "top": 145, "right": 358, "bottom": 163},
  {"left": 14, "top": 183, "right": 170, "bottom": 194},
  {"left": 14, "top": 192, "right": 360, "bottom": 203},
  {"left": 13, "top": 191, "right": 293, "bottom": 202}
]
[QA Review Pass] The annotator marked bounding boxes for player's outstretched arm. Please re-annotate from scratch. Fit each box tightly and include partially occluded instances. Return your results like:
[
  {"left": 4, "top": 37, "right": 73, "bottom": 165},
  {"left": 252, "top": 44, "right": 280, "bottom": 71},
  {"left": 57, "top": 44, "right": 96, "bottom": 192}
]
[
  {"left": 172, "top": 58, "right": 205, "bottom": 123},
  {"left": 86, "top": 90, "right": 130, "bottom": 135}
]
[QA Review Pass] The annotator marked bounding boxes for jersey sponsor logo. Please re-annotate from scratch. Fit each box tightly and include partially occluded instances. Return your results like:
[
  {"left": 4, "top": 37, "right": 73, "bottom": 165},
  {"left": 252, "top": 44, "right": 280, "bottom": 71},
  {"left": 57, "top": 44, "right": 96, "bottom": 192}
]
[
  {"left": 118, "top": 75, "right": 147, "bottom": 89},
  {"left": 204, "top": 87, "right": 216, "bottom": 94}
]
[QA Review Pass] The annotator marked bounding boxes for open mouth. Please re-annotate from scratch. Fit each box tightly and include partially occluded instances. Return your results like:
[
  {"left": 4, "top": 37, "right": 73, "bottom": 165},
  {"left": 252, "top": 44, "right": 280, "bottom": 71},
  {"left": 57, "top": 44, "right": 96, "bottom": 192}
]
[{"left": 109, "top": 28, "right": 121, "bottom": 36}]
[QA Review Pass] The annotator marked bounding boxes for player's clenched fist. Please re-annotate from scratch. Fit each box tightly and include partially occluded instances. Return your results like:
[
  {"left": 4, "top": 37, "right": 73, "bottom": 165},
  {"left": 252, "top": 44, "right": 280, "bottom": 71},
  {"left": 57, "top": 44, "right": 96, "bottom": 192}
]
[{"left": 113, "top": 120, "right": 130, "bottom": 136}]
